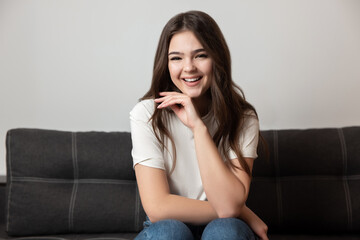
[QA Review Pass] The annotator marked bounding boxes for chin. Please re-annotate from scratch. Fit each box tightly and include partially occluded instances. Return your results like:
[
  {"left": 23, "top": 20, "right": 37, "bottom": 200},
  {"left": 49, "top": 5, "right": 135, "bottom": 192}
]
[{"left": 183, "top": 90, "right": 203, "bottom": 98}]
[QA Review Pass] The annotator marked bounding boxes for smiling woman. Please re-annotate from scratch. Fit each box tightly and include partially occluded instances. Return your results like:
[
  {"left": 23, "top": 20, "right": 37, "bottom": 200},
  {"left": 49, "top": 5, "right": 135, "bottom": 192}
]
[
  {"left": 130, "top": 11, "right": 268, "bottom": 240},
  {"left": 167, "top": 31, "right": 212, "bottom": 104}
]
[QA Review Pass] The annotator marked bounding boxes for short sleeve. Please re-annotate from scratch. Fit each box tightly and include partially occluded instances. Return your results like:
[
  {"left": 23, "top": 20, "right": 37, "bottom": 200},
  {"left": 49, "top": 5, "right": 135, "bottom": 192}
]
[
  {"left": 130, "top": 100, "right": 165, "bottom": 170},
  {"left": 228, "top": 111, "right": 260, "bottom": 159}
]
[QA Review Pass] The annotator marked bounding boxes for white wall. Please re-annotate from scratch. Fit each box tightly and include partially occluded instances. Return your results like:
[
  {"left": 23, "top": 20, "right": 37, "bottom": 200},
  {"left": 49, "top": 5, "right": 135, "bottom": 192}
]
[{"left": 1, "top": 0, "right": 359, "bottom": 176}]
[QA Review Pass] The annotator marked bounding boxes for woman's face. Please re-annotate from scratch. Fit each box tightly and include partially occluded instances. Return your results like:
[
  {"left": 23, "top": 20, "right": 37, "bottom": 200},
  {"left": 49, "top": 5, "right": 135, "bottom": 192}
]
[{"left": 168, "top": 31, "right": 213, "bottom": 99}]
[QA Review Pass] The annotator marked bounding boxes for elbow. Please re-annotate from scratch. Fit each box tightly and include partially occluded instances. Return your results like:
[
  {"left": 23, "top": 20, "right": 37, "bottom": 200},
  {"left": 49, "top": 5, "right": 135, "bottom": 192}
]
[
  {"left": 146, "top": 209, "right": 166, "bottom": 223},
  {"left": 216, "top": 184, "right": 248, "bottom": 218},
  {"left": 147, "top": 214, "right": 161, "bottom": 223},
  {"left": 145, "top": 204, "right": 169, "bottom": 223},
  {"left": 143, "top": 195, "right": 173, "bottom": 223}
]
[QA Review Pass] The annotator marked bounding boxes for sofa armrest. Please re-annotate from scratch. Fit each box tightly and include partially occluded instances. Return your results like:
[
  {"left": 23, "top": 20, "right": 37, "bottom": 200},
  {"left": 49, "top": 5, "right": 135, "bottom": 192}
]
[{"left": 0, "top": 179, "right": 5, "bottom": 226}]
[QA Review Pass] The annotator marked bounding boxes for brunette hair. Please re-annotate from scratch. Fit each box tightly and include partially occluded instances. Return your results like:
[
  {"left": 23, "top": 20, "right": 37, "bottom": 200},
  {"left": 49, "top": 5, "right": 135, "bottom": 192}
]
[{"left": 142, "top": 10, "right": 262, "bottom": 175}]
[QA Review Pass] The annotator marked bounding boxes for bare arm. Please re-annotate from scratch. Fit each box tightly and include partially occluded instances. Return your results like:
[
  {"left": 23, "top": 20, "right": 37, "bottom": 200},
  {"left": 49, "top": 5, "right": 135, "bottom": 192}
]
[
  {"left": 135, "top": 164, "right": 218, "bottom": 225},
  {"left": 136, "top": 163, "right": 268, "bottom": 238},
  {"left": 193, "top": 122, "right": 253, "bottom": 217},
  {"left": 156, "top": 92, "right": 252, "bottom": 217},
  {"left": 192, "top": 117, "right": 268, "bottom": 239},
  {"left": 240, "top": 206, "right": 269, "bottom": 240},
  {"left": 155, "top": 92, "right": 268, "bottom": 239}
]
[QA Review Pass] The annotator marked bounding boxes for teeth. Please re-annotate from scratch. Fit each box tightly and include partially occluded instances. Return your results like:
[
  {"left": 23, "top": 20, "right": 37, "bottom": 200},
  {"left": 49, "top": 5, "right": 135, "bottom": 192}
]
[{"left": 184, "top": 77, "right": 200, "bottom": 82}]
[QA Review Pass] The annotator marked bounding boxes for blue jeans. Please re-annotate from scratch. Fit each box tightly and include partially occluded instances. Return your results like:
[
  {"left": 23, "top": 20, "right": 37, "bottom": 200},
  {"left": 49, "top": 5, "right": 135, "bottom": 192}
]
[{"left": 134, "top": 217, "right": 258, "bottom": 240}]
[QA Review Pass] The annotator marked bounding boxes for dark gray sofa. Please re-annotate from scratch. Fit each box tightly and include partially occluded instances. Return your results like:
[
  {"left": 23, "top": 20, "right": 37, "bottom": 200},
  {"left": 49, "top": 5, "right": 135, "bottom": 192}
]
[{"left": 1, "top": 127, "right": 360, "bottom": 240}]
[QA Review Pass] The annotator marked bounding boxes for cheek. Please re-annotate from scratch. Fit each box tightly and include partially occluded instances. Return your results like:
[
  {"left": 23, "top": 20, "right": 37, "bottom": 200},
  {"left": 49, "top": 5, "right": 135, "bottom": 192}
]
[
  {"left": 204, "top": 64, "right": 213, "bottom": 88},
  {"left": 198, "top": 60, "right": 213, "bottom": 75},
  {"left": 168, "top": 64, "right": 183, "bottom": 82},
  {"left": 205, "top": 62, "right": 213, "bottom": 75},
  {"left": 168, "top": 65, "right": 181, "bottom": 89},
  {"left": 203, "top": 64, "right": 213, "bottom": 82}
]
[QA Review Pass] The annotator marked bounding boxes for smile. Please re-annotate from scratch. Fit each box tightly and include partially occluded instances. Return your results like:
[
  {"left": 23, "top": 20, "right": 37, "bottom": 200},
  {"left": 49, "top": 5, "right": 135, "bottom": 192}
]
[{"left": 183, "top": 77, "right": 202, "bottom": 82}]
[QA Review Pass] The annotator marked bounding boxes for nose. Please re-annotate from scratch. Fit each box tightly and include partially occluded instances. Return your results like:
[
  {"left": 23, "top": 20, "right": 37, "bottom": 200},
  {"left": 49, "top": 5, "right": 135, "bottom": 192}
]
[{"left": 183, "top": 59, "right": 196, "bottom": 72}]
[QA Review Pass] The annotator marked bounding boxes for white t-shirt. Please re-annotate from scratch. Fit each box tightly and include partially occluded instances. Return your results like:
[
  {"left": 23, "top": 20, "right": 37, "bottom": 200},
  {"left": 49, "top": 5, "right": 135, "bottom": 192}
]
[{"left": 130, "top": 99, "right": 259, "bottom": 201}]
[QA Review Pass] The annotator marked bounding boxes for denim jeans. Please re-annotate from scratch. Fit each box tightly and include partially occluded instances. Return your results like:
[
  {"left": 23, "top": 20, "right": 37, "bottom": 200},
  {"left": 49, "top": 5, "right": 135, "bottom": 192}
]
[{"left": 134, "top": 217, "right": 259, "bottom": 240}]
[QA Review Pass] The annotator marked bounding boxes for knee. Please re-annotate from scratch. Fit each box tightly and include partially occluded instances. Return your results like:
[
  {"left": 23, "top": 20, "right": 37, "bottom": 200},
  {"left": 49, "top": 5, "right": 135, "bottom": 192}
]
[
  {"left": 136, "top": 219, "right": 194, "bottom": 240},
  {"left": 202, "top": 218, "right": 256, "bottom": 240}
]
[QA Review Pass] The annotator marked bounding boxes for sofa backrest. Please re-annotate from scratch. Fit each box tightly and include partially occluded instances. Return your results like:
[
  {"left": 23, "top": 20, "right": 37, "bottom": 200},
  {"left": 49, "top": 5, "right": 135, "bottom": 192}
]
[
  {"left": 248, "top": 126, "right": 360, "bottom": 234},
  {"left": 5, "top": 129, "right": 145, "bottom": 236},
  {"left": 5, "top": 127, "right": 360, "bottom": 236}
]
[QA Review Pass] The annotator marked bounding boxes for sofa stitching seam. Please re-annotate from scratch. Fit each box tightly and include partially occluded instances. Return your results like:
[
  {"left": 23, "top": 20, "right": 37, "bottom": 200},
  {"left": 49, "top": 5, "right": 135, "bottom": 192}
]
[
  {"left": 11, "top": 237, "right": 68, "bottom": 240},
  {"left": 69, "top": 132, "right": 79, "bottom": 232},
  {"left": 10, "top": 177, "right": 135, "bottom": 184},
  {"left": 274, "top": 130, "right": 283, "bottom": 227},
  {"left": 338, "top": 128, "right": 352, "bottom": 231},
  {"left": 252, "top": 175, "right": 360, "bottom": 181}
]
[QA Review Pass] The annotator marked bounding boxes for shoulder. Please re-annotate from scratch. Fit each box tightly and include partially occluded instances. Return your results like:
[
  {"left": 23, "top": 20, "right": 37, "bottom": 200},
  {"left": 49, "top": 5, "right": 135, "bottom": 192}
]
[
  {"left": 130, "top": 99, "right": 156, "bottom": 122},
  {"left": 241, "top": 110, "right": 259, "bottom": 132}
]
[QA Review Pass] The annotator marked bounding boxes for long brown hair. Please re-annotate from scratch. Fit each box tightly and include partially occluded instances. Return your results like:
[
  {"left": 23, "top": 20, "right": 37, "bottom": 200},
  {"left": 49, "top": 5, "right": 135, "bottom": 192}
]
[{"left": 142, "top": 11, "right": 261, "bottom": 176}]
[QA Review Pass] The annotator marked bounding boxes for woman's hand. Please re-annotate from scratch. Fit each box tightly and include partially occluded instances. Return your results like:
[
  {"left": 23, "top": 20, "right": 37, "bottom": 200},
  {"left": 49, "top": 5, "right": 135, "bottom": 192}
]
[
  {"left": 253, "top": 221, "right": 268, "bottom": 240},
  {"left": 155, "top": 92, "right": 203, "bottom": 130},
  {"left": 247, "top": 213, "right": 268, "bottom": 240},
  {"left": 240, "top": 206, "right": 268, "bottom": 240}
]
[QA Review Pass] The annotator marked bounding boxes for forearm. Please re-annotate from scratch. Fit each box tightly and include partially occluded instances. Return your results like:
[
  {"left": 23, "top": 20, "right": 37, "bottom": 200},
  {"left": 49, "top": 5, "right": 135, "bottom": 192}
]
[
  {"left": 192, "top": 122, "right": 247, "bottom": 217},
  {"left": 148, "top": 194, "right": 218, "bottom": 225},
  {"left": 238, "top": 205, "right": 258, "bottom": 225},
  {"left": 135, "top": 164, "right": 218, "bottom": 225}
]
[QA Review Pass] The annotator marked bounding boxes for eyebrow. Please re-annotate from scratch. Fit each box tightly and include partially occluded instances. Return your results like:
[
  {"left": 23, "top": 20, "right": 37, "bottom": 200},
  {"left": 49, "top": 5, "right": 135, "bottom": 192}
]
[{"left": 168, "top": 48, "right": 206, "bottom": 56}]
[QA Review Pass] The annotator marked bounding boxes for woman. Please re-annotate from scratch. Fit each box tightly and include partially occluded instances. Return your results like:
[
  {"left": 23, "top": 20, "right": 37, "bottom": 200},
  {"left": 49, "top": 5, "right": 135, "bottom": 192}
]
[{"left": 130, "top": 11, "right": 268, "bottom": 240}]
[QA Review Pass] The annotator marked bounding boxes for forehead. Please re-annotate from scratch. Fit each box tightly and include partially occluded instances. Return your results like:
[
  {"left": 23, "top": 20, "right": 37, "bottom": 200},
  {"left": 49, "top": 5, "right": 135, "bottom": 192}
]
[{"left": 169, "top": 31, "right": 204, "bottom": 52}]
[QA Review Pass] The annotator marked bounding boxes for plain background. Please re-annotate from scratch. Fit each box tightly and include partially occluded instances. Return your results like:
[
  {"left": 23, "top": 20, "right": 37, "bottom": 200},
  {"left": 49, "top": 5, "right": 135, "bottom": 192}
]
[{"left": 1, "top": 0, "right": 359, "bottom": 176}]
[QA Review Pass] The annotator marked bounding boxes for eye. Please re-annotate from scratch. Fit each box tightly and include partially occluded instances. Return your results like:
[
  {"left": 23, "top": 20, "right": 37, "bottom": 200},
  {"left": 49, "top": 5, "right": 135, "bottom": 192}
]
[
  {"left": 170, "top": 56, "right": 182, "bottom": 61},
  {"left": 196, "top": 54, "right": 208, "bottom": 59}
]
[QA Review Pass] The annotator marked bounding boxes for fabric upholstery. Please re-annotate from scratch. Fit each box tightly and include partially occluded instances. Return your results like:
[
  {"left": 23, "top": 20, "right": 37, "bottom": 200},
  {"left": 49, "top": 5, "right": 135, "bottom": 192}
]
[
  {"left": 5, "top": 129, "right": 146, "bottom": 236},
  {"left": 3, "top": 127, "right": 360, "bottom": 238},
  {"left": 247, "top": 127, "right": 360, "bottom": 234}
]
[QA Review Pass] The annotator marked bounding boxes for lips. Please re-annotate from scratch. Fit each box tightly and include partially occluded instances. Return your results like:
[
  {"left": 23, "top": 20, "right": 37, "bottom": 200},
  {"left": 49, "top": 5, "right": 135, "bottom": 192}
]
[
  {"left": 184, "top": 77, "right": 200, "bottom": 82},
  {"left": 182, "top": 76, "right": 202, "bottom": 87},
  {"left": 182, "top": 76, "right": 202, "bottom": 83}
]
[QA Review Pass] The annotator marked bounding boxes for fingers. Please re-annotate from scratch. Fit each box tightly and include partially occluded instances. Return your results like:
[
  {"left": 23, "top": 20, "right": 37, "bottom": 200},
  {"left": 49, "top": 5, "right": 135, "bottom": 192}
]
[
  {"left": 260, "top": 230, "right": 269, "bottom": 240},
  {"left": 156, "top": 97, "right": 186, "bottom": 109},
  {"left": 155, "top": 92, "right": 181, "bottom": 103},
  {"left": 155, "top": 92, "right": 189, "bottom": 109},
  {"left": 154, "top": 92, "right": 202, "bottom": 129},
  {"left": 168, "top": 104, "right": 181, "bottom": 116},
  {"left": 157, "top": 97, "right": 185, "bottom": 109}
]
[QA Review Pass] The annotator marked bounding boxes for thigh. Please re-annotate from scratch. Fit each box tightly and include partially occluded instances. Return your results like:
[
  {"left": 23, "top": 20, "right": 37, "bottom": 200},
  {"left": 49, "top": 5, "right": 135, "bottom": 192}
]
[
  {"left": 201, "top": 218, "right": 258, "bottom": 240},
  {"left": 135, "top": 218, "right": 194, "bottom": 240}
]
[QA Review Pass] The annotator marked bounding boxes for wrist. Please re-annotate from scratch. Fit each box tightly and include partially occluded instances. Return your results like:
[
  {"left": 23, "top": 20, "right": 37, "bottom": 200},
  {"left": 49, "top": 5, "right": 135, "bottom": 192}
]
[
  {"left": 191, "top": 119, "right": 207, "bottom": 134},
  {"left": 238, "top": 205, "right": 251, "bottom": 221}
]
